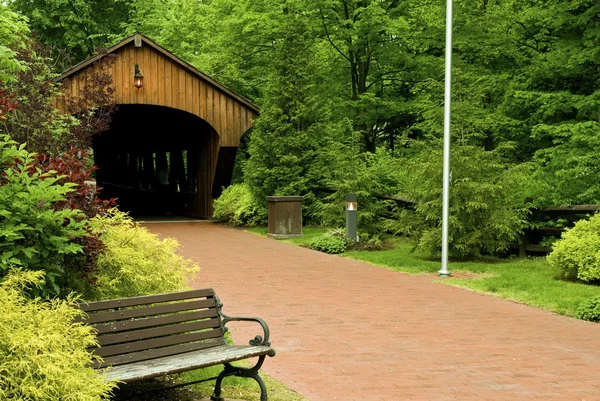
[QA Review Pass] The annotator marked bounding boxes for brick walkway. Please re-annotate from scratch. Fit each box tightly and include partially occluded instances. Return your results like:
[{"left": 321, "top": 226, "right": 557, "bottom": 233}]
[{"left": 146, "top": 222, "right": 600, "bottom": 401}]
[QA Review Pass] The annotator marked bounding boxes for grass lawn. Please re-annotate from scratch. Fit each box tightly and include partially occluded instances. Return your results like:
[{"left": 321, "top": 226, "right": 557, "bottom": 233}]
[
  {"left": 245, "top": 226, "right": 326, "bottom": 247},
  {"left": 246, "top": 226, "right": 600, "bottom": 318},
  {"left": 345, "top": 238, "right": 600, "bottom": 317}
]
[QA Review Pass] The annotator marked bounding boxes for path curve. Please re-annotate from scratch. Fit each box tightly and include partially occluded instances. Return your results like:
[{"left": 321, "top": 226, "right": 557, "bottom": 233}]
[{"left": 146, "top": 223, "right": 600, "bottom": 401}]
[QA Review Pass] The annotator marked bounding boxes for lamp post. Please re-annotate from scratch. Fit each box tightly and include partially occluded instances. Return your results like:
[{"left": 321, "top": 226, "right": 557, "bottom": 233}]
[{"left": 440, "top": 0, "right": 453, "bottom": 278}]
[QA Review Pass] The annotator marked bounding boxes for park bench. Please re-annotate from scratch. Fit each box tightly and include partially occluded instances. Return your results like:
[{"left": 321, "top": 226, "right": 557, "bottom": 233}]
[{"left": 77, "top": 288, "right": 276, "bottom": 401}]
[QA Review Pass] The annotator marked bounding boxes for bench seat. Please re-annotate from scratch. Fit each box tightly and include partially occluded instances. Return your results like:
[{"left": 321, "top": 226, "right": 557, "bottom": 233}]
[{"left": 102, "top": 344, "right": 276, "bottom": 383}]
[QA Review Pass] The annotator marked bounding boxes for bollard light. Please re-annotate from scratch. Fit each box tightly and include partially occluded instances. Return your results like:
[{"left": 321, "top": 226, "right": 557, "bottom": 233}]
[{"left": 346, "top": 193, "right": 358, "bottom": 242}]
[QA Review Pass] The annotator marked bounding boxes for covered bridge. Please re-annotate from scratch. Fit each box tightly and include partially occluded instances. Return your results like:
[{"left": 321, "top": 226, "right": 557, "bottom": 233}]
[{"left": 57, "top": 33, "right": 258, "bottom": 219}]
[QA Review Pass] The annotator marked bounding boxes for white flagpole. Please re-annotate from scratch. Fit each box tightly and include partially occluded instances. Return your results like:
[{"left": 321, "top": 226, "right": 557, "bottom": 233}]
[{"left": 440, "top": 0, "right": 453, "bottom": 277}]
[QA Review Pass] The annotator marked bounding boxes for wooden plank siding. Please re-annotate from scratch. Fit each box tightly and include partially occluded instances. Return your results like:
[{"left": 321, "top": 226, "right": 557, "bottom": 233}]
[{"left": 57, "top": 41, "right": 257, "bottom": 147}]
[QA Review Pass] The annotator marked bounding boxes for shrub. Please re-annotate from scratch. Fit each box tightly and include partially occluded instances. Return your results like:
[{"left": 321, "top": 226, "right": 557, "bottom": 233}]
[
  {"left": 37, "top": 148, "right": 115, "bottom": 218},
  {"left": 319, "top": 148, "right": 406, "bottom": 236},
  {"left": 0, "top": 269, "right": 115, "bottom": 400},
  {"left": 0, "top": 135, "right": 87, "bottom": 296},
  {"left": 309, "top": 231, "right": 351, "bottom": 254},
  {"left": 84, "top": 209, "right": 199, "bottom": 300},
  {"left": 575, "top": 296, "right": 600, "bottom": 322},
  {"left": 386, "top": 142, "right": 532, "bottom": 258},
  {"left": 212, "top": 183, "right": 266, "bottom": 226},
  {"left": 35, "top": 148, "right": 116, "bottom": 282},
  {"left": 548, "top": 214, "right": 600, "bottom": 282}
]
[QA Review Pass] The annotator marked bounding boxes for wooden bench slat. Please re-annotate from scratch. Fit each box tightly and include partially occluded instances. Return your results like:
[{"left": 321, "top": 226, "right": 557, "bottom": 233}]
[
  {"left": 79, "top": 289, "right": 215, "bottom": 312},
  {"left": 100, "top": 345, "right": 276, "bottom": 382},
  {"left": 91, "top": 310, "right": 218, "bottom": 334},
  {"left": 96, "top": 337, "right": 226, "bottom": 368},
  {"left": 84, "top": 299, "right": 217, "bottom": 324},
  {"left": 95, "top": 318, "right": 221, "bottom": 346},
  {"left": 92, "top": 328, "right": 223, "bottom": 357}
]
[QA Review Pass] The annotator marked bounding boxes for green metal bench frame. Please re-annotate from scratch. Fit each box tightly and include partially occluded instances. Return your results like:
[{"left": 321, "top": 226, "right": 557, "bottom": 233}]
[{"left": 78, "top": 289, "right": 276, "bottom": 401}]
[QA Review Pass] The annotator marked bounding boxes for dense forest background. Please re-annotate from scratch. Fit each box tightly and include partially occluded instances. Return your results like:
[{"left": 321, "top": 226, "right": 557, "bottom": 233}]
[{"left": 2, "top": 0, "right": 600, "bottom": 257}]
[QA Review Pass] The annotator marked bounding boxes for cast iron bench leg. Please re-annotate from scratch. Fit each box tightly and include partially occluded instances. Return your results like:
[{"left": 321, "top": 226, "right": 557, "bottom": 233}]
[{"left": 211, "top": 356, "right": 268, "bottom": 401}]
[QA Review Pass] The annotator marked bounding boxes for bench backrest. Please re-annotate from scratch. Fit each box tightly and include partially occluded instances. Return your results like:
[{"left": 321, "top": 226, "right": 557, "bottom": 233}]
[{"left": 78, "top": 289, "right": 225, "bottom": 368}]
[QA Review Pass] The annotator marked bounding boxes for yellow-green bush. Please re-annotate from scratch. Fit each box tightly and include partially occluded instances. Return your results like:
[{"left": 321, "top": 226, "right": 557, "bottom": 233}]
[
  {"left": 0, "top": 269, "right": 115, "bottom": 400},
  {"left": 212, "top": 183, "right": 266, "bottom": 226},
  {"left": 85, "top": 209, "right": 199, "bottom": 300},
  {"left": 548, "top": 214, "right": 600, "bottom": 282}
]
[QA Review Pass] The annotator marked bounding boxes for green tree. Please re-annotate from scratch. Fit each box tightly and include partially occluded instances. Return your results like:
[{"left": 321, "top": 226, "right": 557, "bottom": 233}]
[
  {"left": 502, "top": 0, "right": 600, "bottom": 205},
  {"left": 0, "top": 4, "right": 29, "bottom": 83},
  {"left": 386, "top": 142, "right": 532, "bottom": 257},
  {"left": 244, "top": 2, "right": 340, "bottom": 218},
  {"left": 7, "top": 0, "right": 131, "bottom": 63},
  {"left": 316, "top": 0, "right": 413, "bottom": 152}
]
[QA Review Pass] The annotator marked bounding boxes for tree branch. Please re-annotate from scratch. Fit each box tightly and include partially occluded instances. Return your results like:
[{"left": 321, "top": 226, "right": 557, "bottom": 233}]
[{"left": 318, "top": 8, "right": 352, "bottom": 63}]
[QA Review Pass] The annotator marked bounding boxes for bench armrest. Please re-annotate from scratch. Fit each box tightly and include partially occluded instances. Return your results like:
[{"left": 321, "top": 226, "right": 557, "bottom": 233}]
[
  {"left": 222, "top": 316, "right": 272, "bottom": 347},
  {"left": 215, "top": 295, "right": 271, "bottom": 347}
]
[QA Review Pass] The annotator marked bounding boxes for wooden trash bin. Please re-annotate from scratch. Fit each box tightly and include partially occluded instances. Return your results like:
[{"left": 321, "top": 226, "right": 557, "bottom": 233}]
[{"left": 267, "top": 196, "right": 303, "bottom": 239}]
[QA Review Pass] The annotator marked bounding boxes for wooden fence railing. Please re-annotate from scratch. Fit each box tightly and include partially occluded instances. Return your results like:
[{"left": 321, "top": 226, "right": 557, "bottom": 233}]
[{"left": 514, "top": 205, "right": 600, "bottom": 255}]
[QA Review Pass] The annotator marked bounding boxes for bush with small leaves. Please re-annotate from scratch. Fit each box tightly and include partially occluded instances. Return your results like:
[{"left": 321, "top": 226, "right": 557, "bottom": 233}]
[
  {"left": 548, "top": 214, "right": 600, "bottom": 283},
  {"left": 0, "top": 269, "right": 116, "bottom": 400},
  {"left": 575, "top": 296, "right": 600, "bottom": 322},
  {"left": 212, "top": 183, "right": 266, "bottom": 226},
  {"left": 84, "top": 209, "right": 199, "bottom": 300}
]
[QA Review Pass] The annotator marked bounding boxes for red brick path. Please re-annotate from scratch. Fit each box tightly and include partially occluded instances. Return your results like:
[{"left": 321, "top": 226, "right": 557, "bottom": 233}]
[{"left": 146, "top": 223, "right": 600, "bottom": 401}]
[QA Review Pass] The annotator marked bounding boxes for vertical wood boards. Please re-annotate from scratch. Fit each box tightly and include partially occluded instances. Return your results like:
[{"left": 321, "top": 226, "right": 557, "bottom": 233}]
[{"left": 58, "top": 43, "right": 257, "bottom": 147}]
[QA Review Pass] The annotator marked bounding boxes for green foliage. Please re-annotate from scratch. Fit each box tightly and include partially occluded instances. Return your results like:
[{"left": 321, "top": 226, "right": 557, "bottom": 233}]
[
  {"left": 0, "top": 136, "right": 87, "bottom": 296},
  {"left": 0, "top": 4, "right": 29, "bottom": 82},
  {"left": 387, "top": 143, "right": 532, "bottom": 258},
  {"left": 7, "top": 0, "right": 131, "bottom": 63},
  {"left": 85, "top": 209, "right": 199, "bottom": 300},
  {"left": 308, "top": 231, "right": 350, "bottom": 254},
  {"left": 575, "top": 296, "right": 600, "bottom": 322},
  {"left": 350, "top": 234, "right": 390, "bottom": 251},
  {"left": 527, "top": 122, "right": 600, "bottom": 206},
  {"left": 548, "top": 214, "right": 600, "bottom": 283},
  {"left": 0, "top": 269, "right": 116, "bottom": 400},
  {"left": 319, "top": 147, "right": 405, "bottom": 235},
  {"left": 212, "top": 183, "right": 266, "bottom": 227},
  {"left": 244, "top": 4, "right": 340, "bottom": 220}
]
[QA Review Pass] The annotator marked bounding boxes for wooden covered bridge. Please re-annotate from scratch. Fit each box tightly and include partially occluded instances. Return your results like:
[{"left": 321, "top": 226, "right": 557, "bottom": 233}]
[{"left": 57, "top": 33, "right": 258, "bottom": 218}]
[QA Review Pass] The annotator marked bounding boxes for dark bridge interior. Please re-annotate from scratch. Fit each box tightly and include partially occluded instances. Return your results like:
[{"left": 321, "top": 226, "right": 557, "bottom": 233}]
[{"left": 93, "top": 104, "right": 231, "bottom": 218}]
